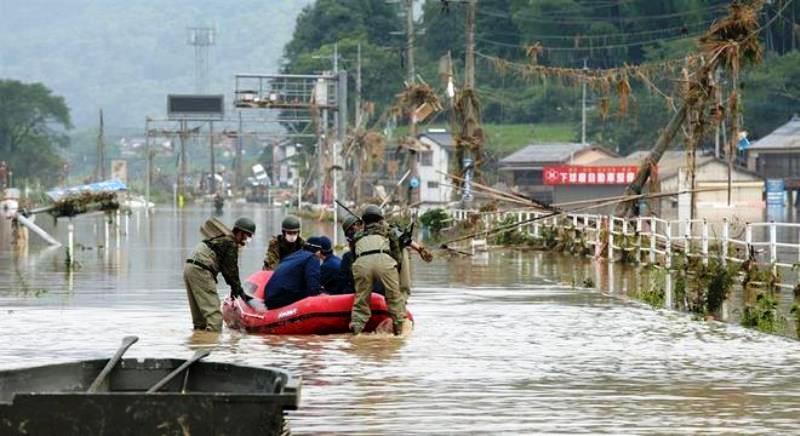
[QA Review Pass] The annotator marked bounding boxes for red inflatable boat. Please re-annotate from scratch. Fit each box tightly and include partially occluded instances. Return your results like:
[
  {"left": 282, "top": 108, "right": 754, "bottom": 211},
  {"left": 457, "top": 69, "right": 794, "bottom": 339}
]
[{"left": 221, "top": 270, "right": 413, "bottom": 335}]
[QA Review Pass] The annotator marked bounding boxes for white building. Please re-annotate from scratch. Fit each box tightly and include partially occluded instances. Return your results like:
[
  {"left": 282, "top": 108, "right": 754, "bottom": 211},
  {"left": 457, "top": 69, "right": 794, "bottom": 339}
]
[{"left": 417, "top": 129, "right": 454, "bottom": 206}]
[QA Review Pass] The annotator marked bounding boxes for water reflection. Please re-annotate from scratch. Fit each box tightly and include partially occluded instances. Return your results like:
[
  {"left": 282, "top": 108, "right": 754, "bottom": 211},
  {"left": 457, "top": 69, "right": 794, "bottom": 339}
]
[{"left": 2, "top": 207, "right": 800, "bottom": 433}]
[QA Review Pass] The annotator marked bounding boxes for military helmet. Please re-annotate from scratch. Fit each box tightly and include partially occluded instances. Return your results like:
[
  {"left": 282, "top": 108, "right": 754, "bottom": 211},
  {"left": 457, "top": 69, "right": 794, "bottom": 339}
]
[
  {"left": 361, "top": 204, "right": 383, "bottom": 221},
  {"left": 342, "top": 215, "right": 361, "bottom": 234},
  {"left": 233, "top": 217, "right": 256, "bottom": 235},
  {"left": 281, "top": 215, "right": 301, "bottom": 231}
]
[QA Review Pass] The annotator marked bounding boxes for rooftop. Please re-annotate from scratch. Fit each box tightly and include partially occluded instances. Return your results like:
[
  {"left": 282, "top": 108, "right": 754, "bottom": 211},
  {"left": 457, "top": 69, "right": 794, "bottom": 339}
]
[
  {"left": 418, "top": 130, "right": 455, "bottom": 149},
  {"left": 747, "top": 115, "right": 800, "bottom": 151},
  {"left": 593, "top": 149, "right": 760, "bottom": 180},
  {"left": 499, "top": 143, "right": 598, "bottom": 164}
]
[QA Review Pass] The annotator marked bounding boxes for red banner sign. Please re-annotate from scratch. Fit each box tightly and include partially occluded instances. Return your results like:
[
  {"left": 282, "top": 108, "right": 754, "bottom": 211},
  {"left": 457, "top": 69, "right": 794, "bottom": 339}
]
[{"left": 543, "top": 165, "right": 639, "bottom": 185}]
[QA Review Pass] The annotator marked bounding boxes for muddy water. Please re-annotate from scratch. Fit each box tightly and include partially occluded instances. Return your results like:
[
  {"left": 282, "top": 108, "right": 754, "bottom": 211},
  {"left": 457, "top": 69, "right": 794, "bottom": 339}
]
[{"left": 2, "top": 206, "right": 800, "bottom": 433}]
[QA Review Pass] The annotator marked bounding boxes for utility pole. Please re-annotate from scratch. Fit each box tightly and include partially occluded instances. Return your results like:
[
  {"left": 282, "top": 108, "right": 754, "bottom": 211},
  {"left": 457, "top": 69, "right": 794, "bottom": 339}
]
[
  {"left": 459, "top": 0, "right": 479, "bottom": 204},
  {"left": 96, "top": 109, "right": 106, "bottom": 182},
  {"left": 355, "top": 43, "right": 362, "bottom": 128},
  {"left": 145, "top": 117, "right": 151, "bottom": 210},
  {"left": 581, "top": 59, "right": 588, "bottom": 145},
  {"left": 209, "top": 121, "right": 215, "bottom": 194},
  {"left": 179, "top": 120, "right": 188, "bottom": 207},
  {"left": 465, "top": 0, "right": 476, "bottom": 89},
  {"left": 405, "top": 0, "right": 419, "bottom": 205},
  {"left": 354, "top": 43, "right": 363, "bottom": 204},
  {"left": 236, "top": 111, "right": 243, "bottom": 193},
  {"left": 728, "top": 72, "right": 738, "bottom": 207}
]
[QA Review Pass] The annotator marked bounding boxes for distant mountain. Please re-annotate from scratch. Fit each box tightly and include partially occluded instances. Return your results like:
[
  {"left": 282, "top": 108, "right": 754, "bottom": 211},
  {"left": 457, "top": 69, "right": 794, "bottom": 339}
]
[{"left": 0, "top": 0, "right": 312, "bottom": 129}]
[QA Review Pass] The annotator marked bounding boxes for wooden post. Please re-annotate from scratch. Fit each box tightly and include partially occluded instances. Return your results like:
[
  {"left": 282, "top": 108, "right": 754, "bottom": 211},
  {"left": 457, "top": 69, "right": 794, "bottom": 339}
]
[
  {"left": 636, "top": 218, "right": 643, "bottom": 263},
  {"left": 769, "top": 221, "right": 777, "bottom": 273},
  {"left": 722, "top": 218, "right": 729, "bottom": 265},
  {"left": 649, "top": 217, "right": 657, "bottom": 264},
  {"left": 745, "top": 223, "right": 752, "bottom": 259},
  {"left": 67, "top": 221, "right": 74, "bottom": 267},
  {"left": 608, "top": 218, "right": 615, "bottom": 260},
  {"left": 684, "top": 219, "right": 691, "bottom": 258},
  {"left": 701, "top": 218, "right": 709, "bottom": 265},
  {"left": 594, "top": 217, "right": 602, "bottom": 257},
  {"left": 665, "top": 221, "right": 672, "bottom": 269}
]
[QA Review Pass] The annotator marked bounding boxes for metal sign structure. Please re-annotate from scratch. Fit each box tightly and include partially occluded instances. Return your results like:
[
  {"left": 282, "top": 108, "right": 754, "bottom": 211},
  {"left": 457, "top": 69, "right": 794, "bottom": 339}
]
[
  {"left": 233, "top": 72, "right": 347, "bottom": 206},
  {"left": 167, "top": 94, "right": 224, "bottom": 120}
]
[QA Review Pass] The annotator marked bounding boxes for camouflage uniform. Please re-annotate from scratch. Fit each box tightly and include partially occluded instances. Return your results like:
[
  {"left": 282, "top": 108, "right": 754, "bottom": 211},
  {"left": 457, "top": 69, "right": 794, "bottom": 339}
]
[
  {"left": 263, "top": 234, "right": 305, "bottom": 270},
  {"left": 398, "top": 247, "right": 412, "bottom": 305},
  {"left": 184, "top": 234, "right": 244, "bottom": 331},
  {"left": 350, "top": 221, "right": 404, "bottom": 334},
  {"left": 387, "top": 223, "right": 413, "bottom": 304}
]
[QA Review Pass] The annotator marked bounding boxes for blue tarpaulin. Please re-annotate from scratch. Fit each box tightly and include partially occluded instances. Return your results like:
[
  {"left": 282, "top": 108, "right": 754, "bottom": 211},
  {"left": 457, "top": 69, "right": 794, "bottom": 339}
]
[{"left": 46, "top": 179, "right": 127, "bottom": 202}]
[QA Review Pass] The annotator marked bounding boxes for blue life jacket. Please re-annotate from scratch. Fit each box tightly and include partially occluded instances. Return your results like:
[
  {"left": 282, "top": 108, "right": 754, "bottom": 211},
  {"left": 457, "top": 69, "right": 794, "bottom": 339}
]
[
  {"left": 320, "top": 254, "right": 342, "bottom": 293},
  {"left": 265, "top": 249, "right": 321, "bottom": 309},
  {"left": 334, "top": 251, "right": 385, "bottom": 295}
]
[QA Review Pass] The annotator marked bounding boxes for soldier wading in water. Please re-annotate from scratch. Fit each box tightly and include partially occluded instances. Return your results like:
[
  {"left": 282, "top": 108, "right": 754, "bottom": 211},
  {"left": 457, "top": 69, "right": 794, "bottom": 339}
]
[
  {"left": 263, "top": 215, "right": 304, "bottom": 270},
  {"left": 184, "top": 217, "right": 255, "bottom": 331},
  {"left": 349, "top": 204, "right": 406, "bottom": 336}
]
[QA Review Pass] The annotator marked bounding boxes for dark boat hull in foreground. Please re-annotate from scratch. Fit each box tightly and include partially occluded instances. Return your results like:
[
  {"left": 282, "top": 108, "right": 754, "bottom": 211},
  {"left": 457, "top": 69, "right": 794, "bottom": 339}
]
[{"left": 0, "top": 358, "right": 300, "bottom": 436}]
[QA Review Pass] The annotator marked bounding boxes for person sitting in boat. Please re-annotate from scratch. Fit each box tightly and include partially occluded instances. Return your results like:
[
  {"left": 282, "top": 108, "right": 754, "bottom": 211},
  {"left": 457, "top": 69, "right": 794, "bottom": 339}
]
[
  {"left": 318, "top": 236, "right": 342, "bottom": 293},
  {"left": 264, "top": 236, "right": 325, "bottom": 309},
  {"left": 334, "top": 216, "right": 385, "bottom": 295},
  {"left": 184, "top": 217, "right": 255, "bottom": 331},
  {"left": 263, "top": 215, "right": 305, "bottom": 270}
]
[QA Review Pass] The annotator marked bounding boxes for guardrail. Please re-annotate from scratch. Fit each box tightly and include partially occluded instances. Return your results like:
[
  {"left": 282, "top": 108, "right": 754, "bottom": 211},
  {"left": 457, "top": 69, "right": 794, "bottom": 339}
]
[{"left": 446, "top": 208, "right": 800, "bottom": 279}]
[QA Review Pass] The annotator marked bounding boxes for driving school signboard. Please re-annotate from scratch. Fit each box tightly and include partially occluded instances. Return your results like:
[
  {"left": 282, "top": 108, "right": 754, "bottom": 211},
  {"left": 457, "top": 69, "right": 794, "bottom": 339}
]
[{"left": 543, "top": 165, "right": 639, "bottom": 185}]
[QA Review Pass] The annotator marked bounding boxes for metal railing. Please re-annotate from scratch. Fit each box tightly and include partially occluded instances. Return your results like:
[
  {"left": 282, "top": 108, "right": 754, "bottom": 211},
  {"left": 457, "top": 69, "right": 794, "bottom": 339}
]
[{"left": 446, "top": 209, "right": 800, "bottom": 278}]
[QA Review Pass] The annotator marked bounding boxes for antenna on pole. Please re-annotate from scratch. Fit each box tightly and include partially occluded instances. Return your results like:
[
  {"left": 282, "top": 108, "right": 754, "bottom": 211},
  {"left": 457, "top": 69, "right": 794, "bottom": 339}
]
[{"left": 187, "top": 27, "right": 215, "bottom": 93}]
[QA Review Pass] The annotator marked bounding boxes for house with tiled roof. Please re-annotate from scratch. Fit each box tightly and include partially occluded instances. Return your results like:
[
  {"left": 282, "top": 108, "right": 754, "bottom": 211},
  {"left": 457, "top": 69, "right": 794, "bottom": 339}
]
[{"left": 498, "top": 143, "right": 617, "bottom": 203}]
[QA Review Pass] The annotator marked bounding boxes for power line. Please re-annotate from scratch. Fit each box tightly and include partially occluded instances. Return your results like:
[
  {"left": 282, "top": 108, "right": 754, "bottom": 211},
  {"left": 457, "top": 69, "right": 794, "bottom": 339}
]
[
  {"left": 477, "top": 3, "right": 729, "bottom": 25},
  {"left": 476, "top": 31, "right": 703, "bottom": 52},
  {"left": 469, "top": 19, "right": 716, "bottom": 41}
]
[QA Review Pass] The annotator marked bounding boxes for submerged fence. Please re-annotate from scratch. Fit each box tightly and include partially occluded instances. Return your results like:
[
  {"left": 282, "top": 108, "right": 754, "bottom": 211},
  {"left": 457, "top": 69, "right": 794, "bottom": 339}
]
[{"left": 448, "top": 208, "right": 800, "bottom": 286}]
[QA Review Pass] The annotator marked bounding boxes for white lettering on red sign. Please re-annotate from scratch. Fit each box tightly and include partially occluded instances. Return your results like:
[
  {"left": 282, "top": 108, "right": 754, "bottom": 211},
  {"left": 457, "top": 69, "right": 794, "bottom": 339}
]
[{"left": 541, "top": 165, "right": 639, "bottom": 185}]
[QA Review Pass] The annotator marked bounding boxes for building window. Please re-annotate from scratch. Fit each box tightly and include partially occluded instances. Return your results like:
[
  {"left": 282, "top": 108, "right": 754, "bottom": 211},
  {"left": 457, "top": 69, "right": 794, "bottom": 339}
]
[
  {"left": 421, "top": 151, "right": 433, "bottom": 166},
  {"left": 427, "top": 181, "right": 439, "bottom": 189}
]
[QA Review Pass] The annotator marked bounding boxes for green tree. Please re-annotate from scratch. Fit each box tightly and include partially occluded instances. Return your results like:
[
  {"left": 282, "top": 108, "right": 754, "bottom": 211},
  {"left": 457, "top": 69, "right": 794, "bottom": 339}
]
[
  {"left": 742, "top": 51, "right": 800, "bottom": 140},
  {"left": 0, "top": 80, "right": 72, "bottom": 186}
]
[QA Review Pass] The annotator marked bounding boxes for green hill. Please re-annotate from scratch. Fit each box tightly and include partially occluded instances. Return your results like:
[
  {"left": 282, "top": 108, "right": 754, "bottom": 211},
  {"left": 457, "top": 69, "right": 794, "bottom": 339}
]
[{"left": 0, "top": 1, "right": 311, "bottom": 129}]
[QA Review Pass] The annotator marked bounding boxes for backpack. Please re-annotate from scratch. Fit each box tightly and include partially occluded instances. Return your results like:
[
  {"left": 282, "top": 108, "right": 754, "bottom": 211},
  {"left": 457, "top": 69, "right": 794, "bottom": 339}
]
[{"left": 200, "top": 216, "right": 232, "bottom": 240}]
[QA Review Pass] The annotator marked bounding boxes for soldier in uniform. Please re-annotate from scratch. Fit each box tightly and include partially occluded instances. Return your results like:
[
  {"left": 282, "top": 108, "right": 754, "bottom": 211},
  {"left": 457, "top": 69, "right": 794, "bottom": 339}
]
[
  {"left": 349, "top": 204, "right": 405, "bottom": 335},
  {"left": 184, "top": 217, "right": 255, "bottom": 331},
  {"left": 263, "top": 215, "right": 305, "bottom": 270}
]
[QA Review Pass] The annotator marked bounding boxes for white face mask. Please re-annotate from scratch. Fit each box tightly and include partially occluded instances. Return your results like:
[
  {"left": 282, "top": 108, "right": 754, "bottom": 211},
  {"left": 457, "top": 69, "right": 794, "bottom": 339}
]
[{"left": 285, "top": 233, "right": 298, "bottom": 243}]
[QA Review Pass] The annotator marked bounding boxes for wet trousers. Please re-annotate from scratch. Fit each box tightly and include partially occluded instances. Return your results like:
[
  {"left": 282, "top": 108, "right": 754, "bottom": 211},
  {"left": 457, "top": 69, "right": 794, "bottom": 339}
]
[
  {"left": 350, "top": 253, "right": 403, "bottom": 334},
  {"left": 183, "top": 263, "right": 222, "bottom": 331}
]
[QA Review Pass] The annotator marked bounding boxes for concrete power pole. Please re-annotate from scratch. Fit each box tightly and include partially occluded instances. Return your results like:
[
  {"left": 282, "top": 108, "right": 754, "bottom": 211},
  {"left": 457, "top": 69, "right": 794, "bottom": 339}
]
[
  {"left": 354, "top": 43, "right": 363, "bottom": 203},
  {"left": 236, "top": 111, "right": 243, "bottom": 192},
  {"left": 209, "top": 121, "right": 215, "bottom": 194},
  {"left": 581, "top": 59, "right": 588, "bottom": 145},
  {"left": 465, "top": 0, "right": 476, "bottom": 90},
  {"left": 459, "top": 0, "right": 478, "bottom": 203},
  {"left": 96, "top": 109, "right": 106, "bottom": 182},
  {"left": 405, "top": 0, "right": 419, "bottom": 205},
  {"left": 179, "top": 120, "right": 188, "bottom": 207}
]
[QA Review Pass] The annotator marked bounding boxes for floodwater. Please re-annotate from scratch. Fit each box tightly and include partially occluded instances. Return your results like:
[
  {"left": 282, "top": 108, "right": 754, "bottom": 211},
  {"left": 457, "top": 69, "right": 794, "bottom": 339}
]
[{"left": 2, "top": 206, "right": 800, "bottom": 434}]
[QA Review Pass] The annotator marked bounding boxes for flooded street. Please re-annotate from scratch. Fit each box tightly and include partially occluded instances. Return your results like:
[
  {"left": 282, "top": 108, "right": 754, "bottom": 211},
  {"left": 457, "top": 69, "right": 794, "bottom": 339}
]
[{"left": 2, "top": 206, "right": 800, "bottom": 434}]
